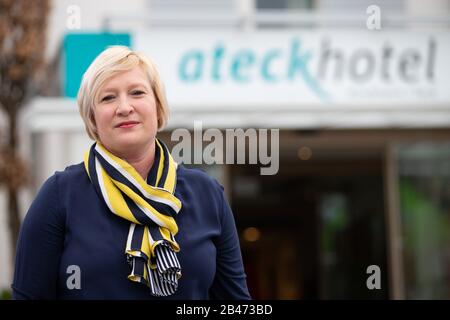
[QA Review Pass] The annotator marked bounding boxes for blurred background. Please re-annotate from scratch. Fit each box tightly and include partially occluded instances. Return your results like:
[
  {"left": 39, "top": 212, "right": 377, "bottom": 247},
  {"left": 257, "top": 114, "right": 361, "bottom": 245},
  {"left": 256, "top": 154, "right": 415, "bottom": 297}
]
[{"left": 1, "top": 0, "right": 450, "bottom": 300}]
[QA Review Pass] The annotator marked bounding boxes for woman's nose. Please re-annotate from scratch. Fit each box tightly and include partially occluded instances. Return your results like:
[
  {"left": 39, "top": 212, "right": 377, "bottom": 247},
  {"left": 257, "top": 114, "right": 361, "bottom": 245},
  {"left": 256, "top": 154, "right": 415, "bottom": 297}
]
[{"left": 116, "top": 96, "right": 133, "bottom": 115}]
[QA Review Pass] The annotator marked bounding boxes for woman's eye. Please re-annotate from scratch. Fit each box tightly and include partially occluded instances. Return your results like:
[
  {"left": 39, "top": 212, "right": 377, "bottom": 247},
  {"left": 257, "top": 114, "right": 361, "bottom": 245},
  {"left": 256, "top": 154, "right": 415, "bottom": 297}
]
[
  {"left": 131, "top": 90, "right": 145, "bottom": 96},
  {"left": 101, "top": 95, "right": 114, "bottom": 102}
]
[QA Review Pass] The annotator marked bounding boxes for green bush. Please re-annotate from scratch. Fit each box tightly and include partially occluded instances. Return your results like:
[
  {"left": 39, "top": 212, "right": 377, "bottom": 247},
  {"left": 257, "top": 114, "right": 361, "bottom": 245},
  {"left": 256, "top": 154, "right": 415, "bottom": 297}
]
[{"left": 0, "top": 289, "right": 12, "bottom": 300}]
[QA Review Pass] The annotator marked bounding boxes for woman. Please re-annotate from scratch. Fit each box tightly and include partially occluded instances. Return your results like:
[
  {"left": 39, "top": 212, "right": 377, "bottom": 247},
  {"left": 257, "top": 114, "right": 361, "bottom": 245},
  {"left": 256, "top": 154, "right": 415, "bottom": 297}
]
[{"left": 12, "top": 46, "right": 251, "bottom": 299}]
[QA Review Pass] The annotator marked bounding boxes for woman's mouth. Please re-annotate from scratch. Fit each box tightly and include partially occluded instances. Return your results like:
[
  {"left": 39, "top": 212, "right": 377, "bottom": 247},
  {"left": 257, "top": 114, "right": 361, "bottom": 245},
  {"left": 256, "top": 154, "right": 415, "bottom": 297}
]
[{"left": 116, "top": 121, "right": 139, "bottom": 129}]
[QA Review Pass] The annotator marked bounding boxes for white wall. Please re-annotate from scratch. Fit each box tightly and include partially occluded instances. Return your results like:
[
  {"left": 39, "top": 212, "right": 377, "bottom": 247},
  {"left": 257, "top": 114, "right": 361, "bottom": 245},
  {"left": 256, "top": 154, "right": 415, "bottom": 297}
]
[
  {"left": 45, "top": 0, "right": 149, "bottom": 60},
  {"left": 45, "top": 0, "right": 243, "bottom": 61},
  {"left": 406, "top": 0, "right": 450, "bottom": 16}
]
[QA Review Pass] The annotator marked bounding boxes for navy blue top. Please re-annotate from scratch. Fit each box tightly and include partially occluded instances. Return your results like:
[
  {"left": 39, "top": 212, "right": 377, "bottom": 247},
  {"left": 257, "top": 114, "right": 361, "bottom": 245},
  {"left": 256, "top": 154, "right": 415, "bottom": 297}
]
[{"left": 12, "top": 163, "right": 251, "bottom": 300}]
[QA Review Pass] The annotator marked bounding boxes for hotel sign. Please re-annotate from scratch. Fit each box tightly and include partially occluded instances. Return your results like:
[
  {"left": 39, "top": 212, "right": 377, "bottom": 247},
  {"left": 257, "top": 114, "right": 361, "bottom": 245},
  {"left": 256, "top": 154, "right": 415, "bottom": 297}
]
[{"left": 135, "top": 31, "right": 450, "bottom": 110}]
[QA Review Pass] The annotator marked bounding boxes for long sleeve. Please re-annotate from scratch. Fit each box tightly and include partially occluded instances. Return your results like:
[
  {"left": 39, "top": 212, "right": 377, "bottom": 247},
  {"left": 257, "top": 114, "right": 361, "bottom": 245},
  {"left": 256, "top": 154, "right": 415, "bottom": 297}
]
[
  {"left": 209, "top": 184, "right": 251, "bottom": 300},
  {"left": 12, "top": 174, "right": 65, "bottom": 299}
]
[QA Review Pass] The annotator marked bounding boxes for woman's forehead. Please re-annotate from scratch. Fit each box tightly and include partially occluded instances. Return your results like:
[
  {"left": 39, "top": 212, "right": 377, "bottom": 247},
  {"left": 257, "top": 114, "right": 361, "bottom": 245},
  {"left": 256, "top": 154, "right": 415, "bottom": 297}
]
[{"left": 99, "top": 67, "right": 151, "bottom": 92}]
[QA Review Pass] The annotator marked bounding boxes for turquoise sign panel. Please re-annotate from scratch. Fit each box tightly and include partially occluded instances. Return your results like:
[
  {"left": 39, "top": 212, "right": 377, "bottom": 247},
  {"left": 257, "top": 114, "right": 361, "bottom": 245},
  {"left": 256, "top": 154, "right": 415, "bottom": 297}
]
[{"left": 63, "top": 32, "right": 131, "bottom": 98}]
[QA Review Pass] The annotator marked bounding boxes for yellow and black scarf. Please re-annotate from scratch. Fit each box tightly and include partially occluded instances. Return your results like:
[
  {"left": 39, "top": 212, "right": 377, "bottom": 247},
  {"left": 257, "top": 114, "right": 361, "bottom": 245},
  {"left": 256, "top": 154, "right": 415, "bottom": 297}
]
[{"left": 83, "top": 138, "right": 182, "bottom": 296}]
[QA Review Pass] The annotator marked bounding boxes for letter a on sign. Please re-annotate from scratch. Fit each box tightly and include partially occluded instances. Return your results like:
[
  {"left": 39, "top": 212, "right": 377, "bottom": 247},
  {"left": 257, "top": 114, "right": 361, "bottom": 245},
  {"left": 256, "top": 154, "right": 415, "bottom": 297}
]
[{"left": 366, "top": 265, "right": 381, "bottom": 290}]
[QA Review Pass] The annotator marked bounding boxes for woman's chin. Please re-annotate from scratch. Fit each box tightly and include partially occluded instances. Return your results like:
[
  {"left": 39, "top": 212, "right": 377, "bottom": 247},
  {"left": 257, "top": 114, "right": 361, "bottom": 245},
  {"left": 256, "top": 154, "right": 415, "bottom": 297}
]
[
  {"left": 114, "top": 132, "right": 142, "bottom": 144},
  {"left": 110, "top": 137, "right": 152, "bottom": 153}
]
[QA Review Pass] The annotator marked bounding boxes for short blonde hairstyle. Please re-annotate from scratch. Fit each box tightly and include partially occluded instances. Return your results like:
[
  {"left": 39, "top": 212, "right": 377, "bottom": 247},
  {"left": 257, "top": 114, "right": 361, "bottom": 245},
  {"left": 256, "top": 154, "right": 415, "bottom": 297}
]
[{"left": 77, "top": 46, "right": 169, "bottom": 140}]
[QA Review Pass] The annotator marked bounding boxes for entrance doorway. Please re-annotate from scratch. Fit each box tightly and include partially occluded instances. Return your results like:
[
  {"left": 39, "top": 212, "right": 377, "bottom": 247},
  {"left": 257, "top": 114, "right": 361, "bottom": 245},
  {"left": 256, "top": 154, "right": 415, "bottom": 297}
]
[{"left": 231, "top": 130, "right": 388, "bottom": 299}]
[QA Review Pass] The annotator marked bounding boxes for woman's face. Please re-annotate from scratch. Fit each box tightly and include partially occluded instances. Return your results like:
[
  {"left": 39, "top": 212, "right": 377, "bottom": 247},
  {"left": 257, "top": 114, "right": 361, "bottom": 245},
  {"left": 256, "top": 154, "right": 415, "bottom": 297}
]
[{"left": 94, "top": 66, "right": 158, "bottom": 157}]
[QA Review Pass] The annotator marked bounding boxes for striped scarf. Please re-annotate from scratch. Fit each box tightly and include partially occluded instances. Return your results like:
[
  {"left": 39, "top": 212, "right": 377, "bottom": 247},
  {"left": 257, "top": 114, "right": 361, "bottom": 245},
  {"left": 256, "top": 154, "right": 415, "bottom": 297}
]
[{"left": 83, "top": 138, "right": 182, "bottom": 297}]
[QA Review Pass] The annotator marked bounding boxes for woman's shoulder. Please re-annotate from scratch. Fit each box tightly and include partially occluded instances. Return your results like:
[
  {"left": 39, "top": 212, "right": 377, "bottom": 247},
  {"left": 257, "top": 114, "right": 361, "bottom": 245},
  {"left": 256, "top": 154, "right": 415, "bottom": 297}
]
[
  {"left": 21, "top": 164, "right": 87, "bottom": 230},
  {"left": 51, "top": 162, "right": 88, "bottom": 186},
  {"left": 31, "top": 163, "right": 90, "bottom": 217},
  {"left": 176, "top": 164, "right": 225, "bottom": 195}
]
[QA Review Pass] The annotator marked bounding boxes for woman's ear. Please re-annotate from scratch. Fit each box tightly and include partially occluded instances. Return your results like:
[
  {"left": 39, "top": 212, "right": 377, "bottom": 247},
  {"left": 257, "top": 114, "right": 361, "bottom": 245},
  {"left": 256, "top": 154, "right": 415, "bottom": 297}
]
[
  {"left": 156, "top": 104, "right": 162, "bottom": 129},
  {"left": 90, "top": 112, "right": 98, "bottom": 136}
]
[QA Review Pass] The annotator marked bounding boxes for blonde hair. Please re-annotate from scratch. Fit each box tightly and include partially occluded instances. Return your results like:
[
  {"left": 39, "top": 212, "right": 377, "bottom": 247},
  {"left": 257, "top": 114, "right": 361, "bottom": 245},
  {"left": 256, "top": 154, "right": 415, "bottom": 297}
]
[{"left": 77, "top": 46, "right": 169, "bottom": 140}]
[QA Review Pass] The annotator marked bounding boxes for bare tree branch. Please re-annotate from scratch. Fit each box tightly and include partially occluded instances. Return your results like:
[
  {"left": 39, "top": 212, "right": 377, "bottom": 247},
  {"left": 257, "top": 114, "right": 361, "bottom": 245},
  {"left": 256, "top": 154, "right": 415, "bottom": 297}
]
[{"left": 0, "top": 0, "right": 50, "bottom": 262}]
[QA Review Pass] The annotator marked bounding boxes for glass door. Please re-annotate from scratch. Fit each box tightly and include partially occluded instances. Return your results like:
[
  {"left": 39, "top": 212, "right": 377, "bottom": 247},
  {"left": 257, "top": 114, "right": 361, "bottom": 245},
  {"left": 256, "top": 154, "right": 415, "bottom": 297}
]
[{"left": 395, "top": 143, "right": 450, "bottom": 299}]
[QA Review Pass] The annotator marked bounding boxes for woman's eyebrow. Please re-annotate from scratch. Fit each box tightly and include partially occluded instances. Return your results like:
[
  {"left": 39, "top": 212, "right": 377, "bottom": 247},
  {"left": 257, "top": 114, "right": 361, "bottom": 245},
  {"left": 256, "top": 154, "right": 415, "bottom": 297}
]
[
  {"left": 126, "top": 82, "right": 149, "bottom": 89},
  {"left": 98, "top": 87, "right": 116, "bottom": 95},
  {"left": 99, "top": 82, "right": 149, "bottom": 95}
]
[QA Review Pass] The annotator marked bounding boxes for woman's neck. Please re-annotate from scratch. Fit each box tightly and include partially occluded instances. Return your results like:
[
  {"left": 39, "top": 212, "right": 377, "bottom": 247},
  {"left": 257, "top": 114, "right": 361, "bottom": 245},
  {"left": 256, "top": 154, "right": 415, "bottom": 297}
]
[{"left": 117, "top": 140, "right": 156, "bottom": 180}]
